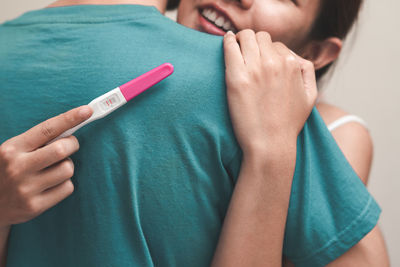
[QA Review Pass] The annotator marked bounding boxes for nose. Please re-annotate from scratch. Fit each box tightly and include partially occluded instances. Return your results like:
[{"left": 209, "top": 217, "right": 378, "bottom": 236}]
[
  {"left": 240, "top": 0, "right": 254, "bottom": 9},
  {"left": 226, "top": 0, "right": 254, "bottom": 10}
]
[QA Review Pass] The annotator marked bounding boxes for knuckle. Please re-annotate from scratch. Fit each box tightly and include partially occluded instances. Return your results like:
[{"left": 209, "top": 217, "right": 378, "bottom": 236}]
[
  {"left": 274, "top": 41, "right": 285, "bottom": 49},
  {"left": 24, "top": 198, "right": 40, "bottom": 215},
  {"left": 0, "top": 143, "right": 17, "bottom": 162},
  {"left": 249, "top": 67, "right": 261, "bottom": 80},
  {"left": 304, "top": 60, "right": 315, "bottom": 70},
  {"left": 5, "top": 163, "right": 21, "bottom": 179},
  {"left": 285, "top": 55, "right": 299, "bottom": 68},
  {"left": 16, "top": 183, "right": 31, "bottom": 200},
  {"left": 256, "top": 31, "right": 271, "bottom": 40},
  {"left": 243, "top": 29, "right": 255, "bottom": 35},
  {"left": 235, "top": 76, "right": 251, "bottom": 89},
  {"left": 63, "top": 111, "right": 76, "bottom": 125},
  {"left": 263, "top": 58, "right": 278, "bottom": 70},
  {"left": 62, "top": 159, "right": 75, "bottom": 178},
  {"left": 238, "top": 29, "right": 254, "bottom": 38},
  {"left": 40, "top": 120, "right": 56, "bottom": 139},
  {"left": 64, "top": 180, "right": 75, "bottom": 195},
  {"left": 71, "top": 136, "right": 80, "bottom": 151},
  {"left": 53, "top": 142, "right": 67, "bottom": 158}
]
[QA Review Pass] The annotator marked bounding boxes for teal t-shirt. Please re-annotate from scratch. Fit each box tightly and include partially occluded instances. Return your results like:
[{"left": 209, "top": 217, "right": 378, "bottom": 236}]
[{"left": 0, "top": 5, "right": 380, "bottom": 267}]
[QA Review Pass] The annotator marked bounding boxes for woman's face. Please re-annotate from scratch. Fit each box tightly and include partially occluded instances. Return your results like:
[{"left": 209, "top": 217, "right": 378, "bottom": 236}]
[{"left": 177, "top": 0, "right": 321, "bottom": 53}]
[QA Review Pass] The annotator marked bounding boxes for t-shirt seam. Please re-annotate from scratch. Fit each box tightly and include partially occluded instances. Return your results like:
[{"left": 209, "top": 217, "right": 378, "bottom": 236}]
[{"left": 290, "top": 195, "right": 376, "bottom": 263}]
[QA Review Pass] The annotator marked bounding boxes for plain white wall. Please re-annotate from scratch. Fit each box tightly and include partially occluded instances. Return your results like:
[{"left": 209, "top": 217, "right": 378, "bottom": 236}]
[
  {"left": 321, "top": 1, "right": 400, "bottom": 265},
  {"left": 1, "top": 0, "right": 399, "bottom": 265}
]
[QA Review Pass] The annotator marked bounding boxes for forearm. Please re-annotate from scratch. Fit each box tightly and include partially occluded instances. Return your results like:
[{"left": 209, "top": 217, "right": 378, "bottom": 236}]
[
  {"left": 211, "top": 143, "right": 296, "bottom": 267},
  {"left": 0, "top": 226, "right": 11, "bottom": 267},
  {"left": 325, "top": 225, "right": 389, "bottom": 267}
]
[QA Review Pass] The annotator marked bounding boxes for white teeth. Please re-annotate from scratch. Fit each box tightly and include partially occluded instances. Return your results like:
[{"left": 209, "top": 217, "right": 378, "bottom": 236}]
[
  {"left": 215, "top": 17, "right": 225, "bottom": 27},
  {"left": 209, "top": 10, "right": 217, "bottom": 21},
  {"left": 201, "top": 8, "right": 236, "bottom": 32},
  {"left": 223, "top": 21, "right": 232, "bottom": 31}
]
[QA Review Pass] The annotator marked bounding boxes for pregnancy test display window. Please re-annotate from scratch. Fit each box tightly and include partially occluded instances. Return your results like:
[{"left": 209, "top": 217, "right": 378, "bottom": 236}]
[{"left": 100, "top": 93, "right": 121, "bottom": 111}]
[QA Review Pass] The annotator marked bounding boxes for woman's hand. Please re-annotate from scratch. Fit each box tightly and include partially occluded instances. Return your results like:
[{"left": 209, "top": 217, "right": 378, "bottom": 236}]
[
  {"left": 0, "top": 106, "right": 92, "bottom": 229},
  {"left": 223, "top": 29, "right": 318, "bottom": 157},
  {"left": 211, "top": 30, "right": 318, "bottom": 267}
]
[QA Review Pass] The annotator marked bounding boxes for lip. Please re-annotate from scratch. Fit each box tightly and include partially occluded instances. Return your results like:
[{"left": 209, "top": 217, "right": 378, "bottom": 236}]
[
  {"left": 198, "top": 12, "right": 227, "bottom": 36},
  {"left": 197, "top": 3, "right": 239, "bottom": 35}
]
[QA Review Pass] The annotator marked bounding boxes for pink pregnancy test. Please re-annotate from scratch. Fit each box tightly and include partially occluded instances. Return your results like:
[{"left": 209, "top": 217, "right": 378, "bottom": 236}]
[{"left": 53, "top": 63, "right": 174, "bottom": 141}]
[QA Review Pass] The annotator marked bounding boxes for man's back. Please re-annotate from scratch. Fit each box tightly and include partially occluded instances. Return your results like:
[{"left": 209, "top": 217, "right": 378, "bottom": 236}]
[
  {"left": 0, "top": 4, "right": 380, "bottom": 267},
  {"left": 0, "top": 5, "right": 238, "bottom": 266}
]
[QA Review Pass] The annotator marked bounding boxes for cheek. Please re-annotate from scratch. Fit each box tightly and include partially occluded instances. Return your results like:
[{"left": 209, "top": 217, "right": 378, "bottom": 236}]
[{"left": 250, "top": 4, "right": 310, "bottom": 48}]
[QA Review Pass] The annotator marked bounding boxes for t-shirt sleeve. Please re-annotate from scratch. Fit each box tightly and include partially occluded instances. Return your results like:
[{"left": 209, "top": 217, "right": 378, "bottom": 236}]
[{"left": 225, "top": 107, "right": 381, "bottom": 267}]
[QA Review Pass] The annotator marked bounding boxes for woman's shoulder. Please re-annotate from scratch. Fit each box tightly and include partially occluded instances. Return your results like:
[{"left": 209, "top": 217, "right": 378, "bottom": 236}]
[{"left": 316, "top": 102, "right": 373, "bottom": 185}]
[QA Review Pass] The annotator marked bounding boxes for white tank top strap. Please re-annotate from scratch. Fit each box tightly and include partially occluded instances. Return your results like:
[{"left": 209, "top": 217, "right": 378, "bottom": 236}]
[{"left": 327, "top": 114, "right": 369, "bottom": 132}]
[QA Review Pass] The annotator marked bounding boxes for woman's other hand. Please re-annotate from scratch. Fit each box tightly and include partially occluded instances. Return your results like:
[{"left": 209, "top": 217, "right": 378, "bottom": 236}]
[
  {"left": 0, "top": 106, "right": 92, "bottom": 230},
  {"left": 223, "top": 29, "right": 318, "bottom": 157}
]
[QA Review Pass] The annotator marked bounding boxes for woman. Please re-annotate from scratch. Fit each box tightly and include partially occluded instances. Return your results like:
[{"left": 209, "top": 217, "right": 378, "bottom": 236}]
[
  {"left": 173, "top": 0, "right": 389, "bottom": 265},
  {"left": 173, "top": 0, "right": 388, "bottom": 266}
]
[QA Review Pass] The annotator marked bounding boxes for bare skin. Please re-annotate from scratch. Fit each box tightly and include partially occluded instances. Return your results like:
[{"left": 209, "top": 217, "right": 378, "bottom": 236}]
[
  {"left": 316, "top": 102, "right": 390, "bottom": 267},
  {"left": 176, "top": 0, "right": 390, "bottom": 264},
  {"left": 211, "top": 30, "right": 318, "bottom": 266},
  {"left": 0, "top": 106, "right": 93, "bottom": 266},
  {"left": 281, "top": 103, "right": 390, "bottom": 266},
  {"left": 0, "top": 0, "right": 390, "bottom": 266}
]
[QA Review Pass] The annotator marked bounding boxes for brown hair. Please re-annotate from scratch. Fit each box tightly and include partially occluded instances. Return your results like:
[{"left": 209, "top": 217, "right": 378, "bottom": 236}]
[
  {"left": 309, "top": 0, "right": 364, "bottom": 80},
  {"left": 167, "top": 0, "right": 180, "bottom": 10}
]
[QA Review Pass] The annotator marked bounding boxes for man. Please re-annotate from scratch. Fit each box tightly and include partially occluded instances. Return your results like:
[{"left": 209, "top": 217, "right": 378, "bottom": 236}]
[{"left": 0, "top": 0, "right": 382, "bottom": 266}]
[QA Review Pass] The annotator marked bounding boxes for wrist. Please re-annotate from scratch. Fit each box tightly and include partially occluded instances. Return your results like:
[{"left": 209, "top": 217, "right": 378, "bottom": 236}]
[
  {"left": 243, "top": 137, "right": 297, "bottom": 163},
  {"left": 242, "top": 143, "right": 297, "bottom": 181}
]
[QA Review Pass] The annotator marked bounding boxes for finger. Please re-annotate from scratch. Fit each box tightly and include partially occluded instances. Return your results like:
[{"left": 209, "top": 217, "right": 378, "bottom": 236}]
[
  {"left": 16, "top": 105, "right": 92, "bottom": 151},
  {"left": 236, "top": 29, "right": 260, "bottom": 66},
  {"left": 272, "top": 42, "right": 297, "bottom": 62},
  {"left": 286, "top": 50, "right": 317, "bottom": 88},
  {"left": 255, "top": 31, "right": 275, "bottom": 59},
  {"left": 298, "top": 59, "right": 318, "bottom": 105},
  {"left": 37, "top": 178, "right": 74, "bottom": 213},
  {"left": 275, "top": 46, "right": 318, "bottom": 104},
  {"left": 224, "top": 31, "right": 245, "bottom": 67},
  {"left": 32, "top": 158, "right": 75, "bottom": 193},
  {"left": 25, "top": 136, "right": 79, "bottom": 172},
  {"left": 272, "top": 42, "right": 303, "bottom": 77}
]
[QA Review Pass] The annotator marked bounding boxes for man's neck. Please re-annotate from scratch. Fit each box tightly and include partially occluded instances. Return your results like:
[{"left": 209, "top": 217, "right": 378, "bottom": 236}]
[{"left": 47, "top": 0, "right": 167, "bottom": 13}]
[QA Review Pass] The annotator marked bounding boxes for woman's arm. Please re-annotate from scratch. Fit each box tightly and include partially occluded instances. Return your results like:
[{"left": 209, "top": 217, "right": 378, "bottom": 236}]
[
  {"left": 282, "top": 103, "right": 390, "bottom": 267},
  {"left": 212, "top": 30, "right": 317, "bottom": 267},
  {"left": 211, "top": 144, "right": 297, "bottom": 267},
  {"left": 318, "top": 102, "right": 390, "bottom": 266}
]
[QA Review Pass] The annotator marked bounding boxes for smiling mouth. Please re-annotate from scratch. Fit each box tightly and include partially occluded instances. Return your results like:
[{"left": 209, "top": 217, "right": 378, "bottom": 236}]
[{"left": 200, "top": 7, "right": 238, "bottom": 33}]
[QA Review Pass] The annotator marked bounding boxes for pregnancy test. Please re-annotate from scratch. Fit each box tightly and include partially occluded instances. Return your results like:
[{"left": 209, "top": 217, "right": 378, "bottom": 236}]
[{"left": 52, "top": 63, "right": 174, "bottom": 142}]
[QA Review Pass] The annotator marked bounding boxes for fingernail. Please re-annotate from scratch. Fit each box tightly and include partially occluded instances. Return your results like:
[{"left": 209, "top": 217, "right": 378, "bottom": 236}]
[
  {"left": 79, "top": 106, "right": 92, "bottom": 118},
  {"left": 226, "top": 31, "right": 234, "bottom": 36}
]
